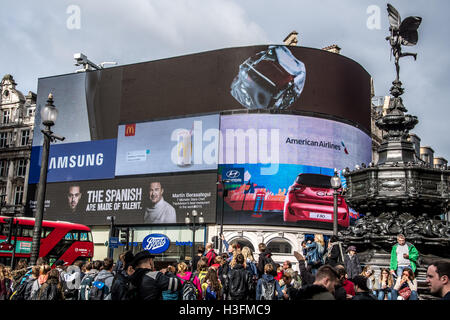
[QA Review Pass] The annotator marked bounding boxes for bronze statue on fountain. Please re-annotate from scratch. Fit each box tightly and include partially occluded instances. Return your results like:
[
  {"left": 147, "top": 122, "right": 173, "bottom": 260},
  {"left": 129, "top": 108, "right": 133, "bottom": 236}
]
[{"left": 341, "top": 4, "right": 450, "bottom": 259}]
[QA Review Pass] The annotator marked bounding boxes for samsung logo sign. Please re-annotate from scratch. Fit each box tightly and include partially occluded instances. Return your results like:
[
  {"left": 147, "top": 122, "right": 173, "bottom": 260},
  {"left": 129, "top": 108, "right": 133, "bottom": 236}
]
[
  {"left": 49, "top": 153, "right": 104, "bottom": 169},
  {"left": 142, "top": 234, "right": 170, "bottom": 254}
]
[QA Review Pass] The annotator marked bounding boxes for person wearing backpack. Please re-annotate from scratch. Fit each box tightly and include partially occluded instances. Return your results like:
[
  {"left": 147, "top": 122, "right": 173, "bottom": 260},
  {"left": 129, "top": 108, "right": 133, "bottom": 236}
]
[
  {"left": 224, "top": 253, "right": 253, "bottom": 300},
  {"left": 23, "top": 266, "right": 41, "bottom": 300},
  {"left": 61, "top": 264, "right": 82, "bottom": 300},
  {"left": 35, "top": 268, "right": 65, "bottom": 300},
  {"left": 324, "top": 236, "right": 345, "bottom": 267},
  {"left": 257, "top": 243, "right": 277, "bottom": 277},
  {"left": 79, "top": 261, "right": 100, "bottom": 300},
  {"left": 89, "top": 258, "right": 115, "bottom": 300},
  {"left": 111, "top": 251, "right": 137, "bottom": 300},
  {"left": 196, "top": 259, "right": 208, "bottom": 286},
  {"left": 202, "top": 268, "right": 223, "bottom": 300},
  {"left": 305, "top": 235, "right": 325, "bottom": 275},
  {"left": 129, "top": 250, "right": 182, "bottom": 300},
  {"left": 176, "top": 261, "right": 202, "bottom": 300},
  {"left": 256, "top": 263, "right": 283, "bottom": 300},
  {"left": 161, "top": 264, "right": 180, "bottom": 300}
]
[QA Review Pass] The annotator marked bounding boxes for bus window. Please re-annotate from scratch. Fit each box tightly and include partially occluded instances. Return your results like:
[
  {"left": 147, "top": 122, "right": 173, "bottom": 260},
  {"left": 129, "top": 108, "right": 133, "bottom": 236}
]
[
  {"left": 72, "top": 232, "right": 79, "bottom": 241},
  {"left": 42, "top": 228, "right": 53, "bottom": 238},
  {"left": 64, "top": 233, "right": 73, "bottom": 241},
  {"left": 80, "top": 232, "right": 88, "bottom": 241},
  {"left": 21, "top": 226, "right": 34, "bottom": 237}
]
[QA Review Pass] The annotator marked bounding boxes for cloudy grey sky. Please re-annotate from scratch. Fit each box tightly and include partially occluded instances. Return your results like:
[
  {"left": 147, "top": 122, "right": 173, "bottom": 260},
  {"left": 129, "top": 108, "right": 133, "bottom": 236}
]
[{"left": 2, "top": 0, "right": 449, "bottom": 159}]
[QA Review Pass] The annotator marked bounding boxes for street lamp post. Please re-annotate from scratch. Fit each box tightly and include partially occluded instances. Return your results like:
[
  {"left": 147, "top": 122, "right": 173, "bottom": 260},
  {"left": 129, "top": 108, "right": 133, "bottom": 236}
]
[
  {"left": 185, "top": 210, "right": 204, "bottom": 264},
  {"left": 30, "top": 94, "right": 64, "bottom": 266},
  {"left": 330, "top": 169, "right": 342, "bottom": 237},
  {"left": 106, "top": 215, "right": 116, "bottom": 259},
  {"left": 217, "top": 179, "right": 230, "bottom": 253}
]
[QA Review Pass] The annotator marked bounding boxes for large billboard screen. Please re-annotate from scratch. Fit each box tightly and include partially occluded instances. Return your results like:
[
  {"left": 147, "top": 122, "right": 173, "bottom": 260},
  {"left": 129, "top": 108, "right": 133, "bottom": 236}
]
[
  {"left": 34, "top": 45, "right": 371, "bottom": 150},
  {"left": 115, "top": 114, "right": 219, "bottom": 175},
  {"left": 26, "top": 173, "right": 217, "bottom": 226},
  {"left": 218, "top": 113, "right": 372, "bottom": 228}
]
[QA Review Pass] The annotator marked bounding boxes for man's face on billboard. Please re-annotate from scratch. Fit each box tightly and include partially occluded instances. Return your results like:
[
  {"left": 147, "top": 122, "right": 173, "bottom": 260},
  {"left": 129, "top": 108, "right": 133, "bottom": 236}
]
[
  {"left": 149, "top": 182, "right": 163, "bottom": 205},
  {"left": 68, "top": 186, "right": 81, "bottom": 211}
]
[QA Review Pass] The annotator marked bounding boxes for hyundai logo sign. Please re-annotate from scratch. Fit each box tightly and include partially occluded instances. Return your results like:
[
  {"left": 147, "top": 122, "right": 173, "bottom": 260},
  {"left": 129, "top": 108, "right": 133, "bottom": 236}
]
[
  {"left": 222, "top": 167, "right": 244, "bottom": 184},
  {"left": 226, "top": 170, "right": 240, "bottom": 179},
  {"left": 142, "top": 234, "right": 170, "bottom": 254}
]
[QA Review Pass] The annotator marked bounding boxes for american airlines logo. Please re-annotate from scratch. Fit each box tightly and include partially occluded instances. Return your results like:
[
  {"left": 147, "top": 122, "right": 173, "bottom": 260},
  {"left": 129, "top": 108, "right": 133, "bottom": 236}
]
[{"left": 142, "top": 234, "right": 170, "bottom": 254}]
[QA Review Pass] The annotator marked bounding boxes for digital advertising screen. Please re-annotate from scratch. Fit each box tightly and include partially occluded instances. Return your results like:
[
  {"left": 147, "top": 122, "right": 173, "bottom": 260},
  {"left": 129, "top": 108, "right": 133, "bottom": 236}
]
[
  {"left": 29, "top": 139, "right": 117, "bottom": 183},
  {"left": 34, "top": 45, "right": 370, "bottom": 152},
  {"left": 26, "top": 173, "right": 217, "bottom": 226},
  {"left": 217, "top": 113, "right": 372, "bottom": 228},
  {"left": 115, "top": 114, "right": 220, "bottom": 176}
]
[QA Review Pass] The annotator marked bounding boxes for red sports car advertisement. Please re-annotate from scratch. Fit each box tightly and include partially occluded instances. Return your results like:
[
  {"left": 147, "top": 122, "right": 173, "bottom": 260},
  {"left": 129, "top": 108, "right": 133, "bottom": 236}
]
[{"left": 218, "top": 113, "right": 371, "bottom": 229}]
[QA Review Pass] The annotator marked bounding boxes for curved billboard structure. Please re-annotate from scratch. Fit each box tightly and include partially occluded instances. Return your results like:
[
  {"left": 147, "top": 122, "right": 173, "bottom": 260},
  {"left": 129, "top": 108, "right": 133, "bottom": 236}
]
[{"left": 28, "top": 44, "right": 372, "bottom": 229}]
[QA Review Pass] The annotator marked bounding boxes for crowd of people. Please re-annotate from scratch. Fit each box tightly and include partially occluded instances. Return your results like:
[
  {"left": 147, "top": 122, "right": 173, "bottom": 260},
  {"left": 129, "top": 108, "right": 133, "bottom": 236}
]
[{"left": 0, "top": 233, "right": 449, "bottom": 301}]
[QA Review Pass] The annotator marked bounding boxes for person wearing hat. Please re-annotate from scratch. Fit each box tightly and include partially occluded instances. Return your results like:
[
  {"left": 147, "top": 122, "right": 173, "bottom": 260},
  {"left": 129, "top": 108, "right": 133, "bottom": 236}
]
[
  {"left": 343, "top": 245, "right": 361, "bottom": 282},
  {"left": 111, "top": 251, "right": 136, "bottom": 300},
  {"left": 351, "top": 275, "right": 377, "bottom": 300},
  {"left": 128, "top": 250, "right": 182, "bottom": 300}
]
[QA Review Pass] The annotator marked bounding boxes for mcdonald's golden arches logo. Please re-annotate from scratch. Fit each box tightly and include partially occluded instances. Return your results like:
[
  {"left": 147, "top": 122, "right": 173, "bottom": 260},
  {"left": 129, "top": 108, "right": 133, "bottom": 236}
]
[{"left": 125, "top": 124, "right": 136, "bottom": 136}]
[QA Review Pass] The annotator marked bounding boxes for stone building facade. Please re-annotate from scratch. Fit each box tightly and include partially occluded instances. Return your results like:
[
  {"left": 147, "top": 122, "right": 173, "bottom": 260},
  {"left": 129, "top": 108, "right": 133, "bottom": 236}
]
[{"left": 0, "top": 75, "right": 36, "bottom": 216}]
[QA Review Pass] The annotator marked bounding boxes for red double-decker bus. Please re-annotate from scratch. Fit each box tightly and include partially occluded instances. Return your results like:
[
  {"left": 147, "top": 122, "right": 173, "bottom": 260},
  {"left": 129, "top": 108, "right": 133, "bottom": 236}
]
[{"left": 0, "top": 216, "right": 94, "bottom": 267}]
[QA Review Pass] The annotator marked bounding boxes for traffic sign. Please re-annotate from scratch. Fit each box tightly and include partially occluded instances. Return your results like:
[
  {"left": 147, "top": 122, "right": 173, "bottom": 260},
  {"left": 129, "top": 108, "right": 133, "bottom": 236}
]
[{"left": 109, "top": 237, "right": 119, "bottom": 248}]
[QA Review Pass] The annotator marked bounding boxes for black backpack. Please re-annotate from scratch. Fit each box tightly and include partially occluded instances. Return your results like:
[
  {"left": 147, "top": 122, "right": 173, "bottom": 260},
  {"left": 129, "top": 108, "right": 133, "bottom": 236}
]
[
  {"left": 35, "top": 282, "right": 60, "bottom": 300},
  {"left": 79, "top": 274, "right": 94, "bottom": 300},
  {"left": 178, "top": 273, "right": 198, "bottom": 300},
  {"left": 9, "top": 272, "right": 31, "bottom": 301},
  {"left": 111, "top": 272, "right": 138, "bottom": 301},
  {"left": 89, "top": 275, "right": 113, "bottom": 300}
]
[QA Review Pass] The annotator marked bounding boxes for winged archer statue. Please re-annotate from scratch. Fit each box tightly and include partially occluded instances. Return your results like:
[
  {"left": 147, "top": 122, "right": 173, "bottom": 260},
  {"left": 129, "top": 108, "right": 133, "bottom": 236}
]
[{"left": 386, "top": 4, "right": 422, "bottom": 83}]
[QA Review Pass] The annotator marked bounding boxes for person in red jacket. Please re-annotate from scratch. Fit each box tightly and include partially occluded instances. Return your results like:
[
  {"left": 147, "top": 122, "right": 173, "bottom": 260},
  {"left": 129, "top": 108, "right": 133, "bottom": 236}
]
[
  {"left": 335, "top": 264, "right": 355, "bottom": 299},
  {"left": 204, "top": 242, "right": 218, "bottom": 267}
]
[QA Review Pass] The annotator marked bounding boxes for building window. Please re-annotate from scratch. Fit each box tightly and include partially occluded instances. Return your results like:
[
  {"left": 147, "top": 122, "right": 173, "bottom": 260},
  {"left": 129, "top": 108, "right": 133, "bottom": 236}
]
[
  {"left": 27, "top": 108, "right": 35, "bottom": 117},
  {"left": 0, "top": 160, "right": 9, "bottom": 176},
  {"left": 14, "top": 186, "right": 24, "bottom": 205},
  {"left": 16, "top": 159, "right": 27, "bottom": 177},
  {"left": 20, "top": 130, "right": 30, "bottom": 146},
  {"left": 0, "top": 186, "right": 6, "bottom": 199},
  {"left": 267, "top": 239, "right": 292, "bottom": 254},
  {"left": 0, "top": 132, "right": 8, "bottom": 148},
  {"left": 229, "top": 238, "right": 255, "bottom": 252},
  {"left": 2, "top": 110, "right": 10, "bottom": 124}
]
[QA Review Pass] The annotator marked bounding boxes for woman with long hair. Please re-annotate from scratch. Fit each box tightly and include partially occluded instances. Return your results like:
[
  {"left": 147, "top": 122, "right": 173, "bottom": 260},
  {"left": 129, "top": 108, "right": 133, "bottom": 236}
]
[
  {"left": 360, "top": 265, "right": 377, "bottom": 294},
  {"left": 376, "top": 268, "right": 394, "bottom": 300},
  {"left": 391, "top": 267, "right": 418, "bottom": 300},
  {"left": 202, "top": 267, "right": 223, "bottom": 300},
  {"left": 305, "top": 234, "right": 325, "bottom": 275},
  {"left": 0, "top": 264, "right": 13, "bottom": 300},
  {"left": 176, "top": 261, "right": 203, "bottom": 300},
  {"left": 35, "top": 268, "right": 65, "bottom": 300},
  {"left": 241, "top": 246, "right": 258, "bottom": 276}
]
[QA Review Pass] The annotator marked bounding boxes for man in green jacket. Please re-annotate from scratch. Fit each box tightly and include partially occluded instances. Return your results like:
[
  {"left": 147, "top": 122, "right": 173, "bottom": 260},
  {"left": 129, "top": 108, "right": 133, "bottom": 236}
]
[{"left": 390, "top": 234, "right": 419, "bottom": 278}]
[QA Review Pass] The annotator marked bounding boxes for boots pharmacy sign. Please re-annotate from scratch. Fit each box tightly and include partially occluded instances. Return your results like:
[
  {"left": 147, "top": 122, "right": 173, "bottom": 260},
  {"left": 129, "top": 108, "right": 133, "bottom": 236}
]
[{"left": 143, "top": 234, "right": 170, "bottom": 254}]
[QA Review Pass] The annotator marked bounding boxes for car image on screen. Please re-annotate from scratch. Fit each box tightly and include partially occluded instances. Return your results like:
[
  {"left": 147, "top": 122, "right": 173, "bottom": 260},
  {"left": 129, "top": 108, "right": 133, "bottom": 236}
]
[{"left": 283, "top": 173, "right": 349, "bottom": 227}]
